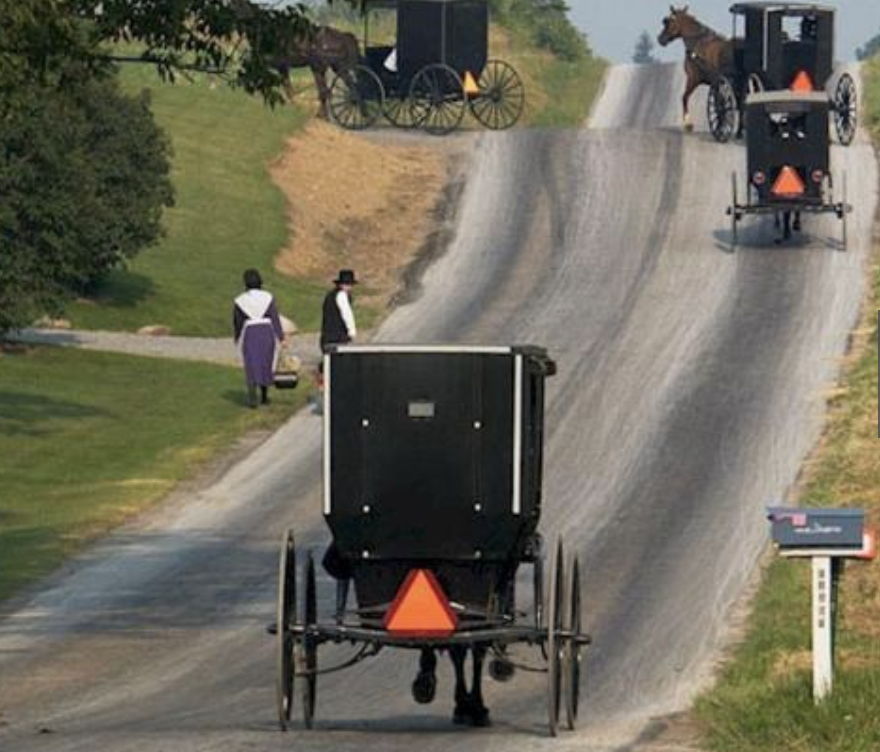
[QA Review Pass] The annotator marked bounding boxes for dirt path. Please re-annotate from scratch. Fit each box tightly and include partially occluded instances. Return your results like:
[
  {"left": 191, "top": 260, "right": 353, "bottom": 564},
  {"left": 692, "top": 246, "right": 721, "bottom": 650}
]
[{"left": 7, "top": 328, "right": 321, "bottom": 366}]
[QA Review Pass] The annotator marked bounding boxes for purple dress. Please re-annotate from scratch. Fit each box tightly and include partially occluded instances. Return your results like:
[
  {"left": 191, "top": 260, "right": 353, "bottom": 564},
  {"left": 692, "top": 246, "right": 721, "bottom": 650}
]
[{"left": 233, "top": 290, "right": 283, "bottom": 387}]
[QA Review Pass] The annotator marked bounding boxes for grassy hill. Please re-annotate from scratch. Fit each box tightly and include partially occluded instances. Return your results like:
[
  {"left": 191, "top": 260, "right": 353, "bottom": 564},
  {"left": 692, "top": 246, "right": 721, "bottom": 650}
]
[
  {"left": 694, "top": 57, "right": 880, "bottom": 752},
  {"left": 67, "top": 65, "right": 321, "bottom": 336},
  {"left": 64, "top": 5, "right": 604, "bottom": 337}
]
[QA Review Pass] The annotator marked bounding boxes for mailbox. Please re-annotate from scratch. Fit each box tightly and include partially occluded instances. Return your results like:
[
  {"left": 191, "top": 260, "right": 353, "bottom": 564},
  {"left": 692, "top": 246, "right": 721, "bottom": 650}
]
[{"left": 767, "top": 507, "right": 865, "bottom": 551}]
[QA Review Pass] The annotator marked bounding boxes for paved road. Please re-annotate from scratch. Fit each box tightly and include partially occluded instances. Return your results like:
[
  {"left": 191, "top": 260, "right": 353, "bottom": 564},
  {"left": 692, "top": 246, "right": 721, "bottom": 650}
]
[{"left": 0, "top": 63, "right": 876, "bottom": 751}]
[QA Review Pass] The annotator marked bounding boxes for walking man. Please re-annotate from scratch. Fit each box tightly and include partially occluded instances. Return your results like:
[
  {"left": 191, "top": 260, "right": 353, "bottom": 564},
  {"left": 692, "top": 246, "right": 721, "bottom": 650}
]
[
  {"left": 320, "top": 269, "right": 358, "bottom": 352},
  {"left": 233, "top": 268, "right": 284, "bottom": 408}
]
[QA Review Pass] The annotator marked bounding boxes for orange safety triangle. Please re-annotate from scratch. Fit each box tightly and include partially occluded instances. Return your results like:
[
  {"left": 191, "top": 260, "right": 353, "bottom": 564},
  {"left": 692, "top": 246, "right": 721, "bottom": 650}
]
[
  {"left": 790, "top": 70, "right": 815, "bottom": 92},
  {"left": 383, "top": 569, "right": 458, "bottom": 637},
  {"left": 772, "top": 166, "right": 805, "bottom": 196},
  {"left": 463, "top": 71, "right": 481, "bottom": 96}
]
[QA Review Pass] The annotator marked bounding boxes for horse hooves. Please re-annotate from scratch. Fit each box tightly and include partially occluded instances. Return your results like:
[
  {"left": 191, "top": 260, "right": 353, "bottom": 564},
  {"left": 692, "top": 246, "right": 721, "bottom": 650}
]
[
  {"left": 488, "top": 658, "right": 515, "bottom": 683},
  {"left": 412, "top": 671, "right": 437, "bottom": 705},
  {"left": 469, "top": 707, "right": 491, "bottom": 728},
  {"left": 453, "top": 702, "right": 491, "bottom": 728}
]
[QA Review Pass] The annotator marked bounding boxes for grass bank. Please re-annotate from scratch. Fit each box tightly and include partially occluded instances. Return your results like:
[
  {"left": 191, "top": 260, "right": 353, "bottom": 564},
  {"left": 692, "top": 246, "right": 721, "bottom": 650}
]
[
  {"left": 66, "top": 9, "right": 604, "bottom": 337},
  {"left": 694, "top": 57, "right": 880, "bottom": 752},
  {"left": 488, "top": 19, "right": 605, "bottom": 128},
  {"left": 67, "top": 65, "right": 320, "bottom": 336},
  {"left": 0, "top": 345, "right": 309, "bottom": 603}
]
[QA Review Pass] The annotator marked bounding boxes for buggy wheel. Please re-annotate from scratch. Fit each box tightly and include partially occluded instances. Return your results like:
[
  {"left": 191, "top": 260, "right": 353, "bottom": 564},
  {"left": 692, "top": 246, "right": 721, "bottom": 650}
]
[
  {"left": 410, "top": 64, "right": 467, "bottom": 136},
  {"left": 299, "top": 552, "right": 318, "bottom": 729},
  {"left": 833, "top": 73, "right": 857, "bottom": 147},
  {"left": 328, "top": 64, "right": 384, "bottom": 131},
  {"left": 383, "top": 96, "right": 420, "bottom": 129},
  {"left": 707, "top": 77, "right": 738, "bottom": 143},
  {"left": 564, "top": 556, "right": 584, "bottom": 730},
  {"left": 275, "top": 529, "right": 297, "bottom": 730},
  {"left": 546, "top": 537, "right": 565, "bottom": 737},
  {"left": 469, "top": 60, "right": 525, "bottom": 131}
]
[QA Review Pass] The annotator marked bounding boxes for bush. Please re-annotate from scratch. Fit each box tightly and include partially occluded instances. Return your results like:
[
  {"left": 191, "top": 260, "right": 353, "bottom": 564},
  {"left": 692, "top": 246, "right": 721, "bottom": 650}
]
[
  {"left": 489, "top": 0, "right": 591, "bottom": 62},
  {"left": 0, "top": 67, "right": 173, "bottom": 332}
]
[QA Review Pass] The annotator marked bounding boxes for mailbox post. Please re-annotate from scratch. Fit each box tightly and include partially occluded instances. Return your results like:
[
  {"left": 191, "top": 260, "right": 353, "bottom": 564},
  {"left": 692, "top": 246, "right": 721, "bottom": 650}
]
[{"left": 767, "top": 507, "right": 877, "bottom": 703}]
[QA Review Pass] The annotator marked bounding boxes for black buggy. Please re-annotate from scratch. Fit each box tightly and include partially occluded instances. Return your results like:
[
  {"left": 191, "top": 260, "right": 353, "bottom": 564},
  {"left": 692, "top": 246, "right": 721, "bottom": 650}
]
[
  {"left": 274, "top": 345, "right": 589, "bottom": 735},
  {"left": 727, "top": 90, "right": 851, "bottom": 247},
  {"left": 327, "top": 0, "right": 525, "bottom": 135},
  {"left": 708, "top": 3, "right": 857, "bottom": 146}
]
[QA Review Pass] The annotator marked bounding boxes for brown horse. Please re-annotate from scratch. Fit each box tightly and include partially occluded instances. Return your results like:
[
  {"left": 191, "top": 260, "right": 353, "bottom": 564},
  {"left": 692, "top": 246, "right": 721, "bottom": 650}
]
[
  {"left": 271, "top": 23, "right": 361, "bottom": 118},
  {"left": 657, "top": 5, "right": 734, "bottom": 131}
]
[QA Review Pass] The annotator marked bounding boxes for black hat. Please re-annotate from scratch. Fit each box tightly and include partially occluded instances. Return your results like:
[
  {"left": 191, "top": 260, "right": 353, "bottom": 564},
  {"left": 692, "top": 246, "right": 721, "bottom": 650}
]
[{"left": 334, "top": 269, "right": 358, "bottom": 286}]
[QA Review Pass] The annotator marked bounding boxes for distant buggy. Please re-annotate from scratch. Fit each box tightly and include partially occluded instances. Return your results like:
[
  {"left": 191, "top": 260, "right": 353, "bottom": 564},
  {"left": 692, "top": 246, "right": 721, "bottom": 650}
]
[
  {"left": 327, "top": 0, "right": 526, "bottom": 135},
  {"left": 727, "top": 91, "right": 851, "bottom": 247},
  {"left": 708, "top": 3, "right": 857, "bottom": 146},
  {"left": 273, "top": 346, "right": 589, "bottom": 735}
]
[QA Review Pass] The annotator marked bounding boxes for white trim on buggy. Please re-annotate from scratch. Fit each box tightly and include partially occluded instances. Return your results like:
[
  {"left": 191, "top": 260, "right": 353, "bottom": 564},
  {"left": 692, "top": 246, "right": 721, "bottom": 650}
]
[
  {"left": 512, "top": 354, "right": 523, "bottom": 516},
  {"left": 323, "top": 354, "right": 332, "bottom": 516},
  {"left": 332, "top": 345, "right": 514, "bottom": 355}
]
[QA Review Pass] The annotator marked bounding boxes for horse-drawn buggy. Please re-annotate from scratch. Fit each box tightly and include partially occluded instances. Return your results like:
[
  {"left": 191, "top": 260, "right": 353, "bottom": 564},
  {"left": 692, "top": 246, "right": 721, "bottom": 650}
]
[
  {"left": 326, "top": 0, "right": 525, "bottom": 135},
  {"left": 707, "top": 3, "right": 857, "bottom": 145},
  {"left": 727, "top": 90, "right": 850, "bottom": 247},
  {"left": 274, "top": 345, "right": 589, "bottom": 734}
]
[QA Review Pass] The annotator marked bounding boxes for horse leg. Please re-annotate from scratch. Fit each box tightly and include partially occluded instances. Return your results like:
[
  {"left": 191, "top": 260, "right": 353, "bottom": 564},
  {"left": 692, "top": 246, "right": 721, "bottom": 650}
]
[
  {"left": 682, "top": 62, "right": 699, "bottom": 132},
  {"left": 793, "top": 211, "right": 802, "bottom": 233},
  {"left": 311, "top": 64, "right": 330, "bottom": 119},
  {"left": 412, "top": 648, "right": 437, "bottom": 704},
  {"left": 468, "top": 646, "right": 491, "bottom": 727},
  {"left": 450, "top": 646, "right": 471, "bottom": 724}
]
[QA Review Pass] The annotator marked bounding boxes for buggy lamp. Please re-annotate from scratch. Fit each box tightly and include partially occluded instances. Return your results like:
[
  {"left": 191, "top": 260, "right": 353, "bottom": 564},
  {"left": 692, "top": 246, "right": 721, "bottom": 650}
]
[
  {"left": 811, "top": 169, "right": 824, "bottom": 184},
  {"left": 752, "top": 171, "right": 767, "bottom": 186},
  {"left": 766, "top": 507, "right": 877, "bottom": 704}
]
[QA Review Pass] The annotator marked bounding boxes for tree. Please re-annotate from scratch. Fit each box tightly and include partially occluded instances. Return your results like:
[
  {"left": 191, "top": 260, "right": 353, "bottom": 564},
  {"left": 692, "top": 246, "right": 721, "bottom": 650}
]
[
  {"left": 856, "top": 33, "right": 880, "bottom": 61},
  {"left": 633, "top": 31, "right": 657, "bottom": 64},
  {"left": 1, "top": 0, "right": 333, "bottom": 334},
  {"left": 1, "top": 0, "right": 327, "bottom": 107},
  {"left": 0, "top": 65, "right": 174, "bottom": 333}
]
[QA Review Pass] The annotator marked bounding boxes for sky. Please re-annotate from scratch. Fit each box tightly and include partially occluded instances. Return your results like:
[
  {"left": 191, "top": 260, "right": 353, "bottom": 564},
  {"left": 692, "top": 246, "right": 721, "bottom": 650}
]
[{"left": 567, "top": 1, "right": 879, "bottom": 62}]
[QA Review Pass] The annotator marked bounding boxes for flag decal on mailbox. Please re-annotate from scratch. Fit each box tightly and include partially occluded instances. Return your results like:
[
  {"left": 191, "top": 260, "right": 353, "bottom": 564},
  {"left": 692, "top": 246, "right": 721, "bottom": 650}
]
[{"left": 384, "top": 569, "right": 458, "bottom": 637}]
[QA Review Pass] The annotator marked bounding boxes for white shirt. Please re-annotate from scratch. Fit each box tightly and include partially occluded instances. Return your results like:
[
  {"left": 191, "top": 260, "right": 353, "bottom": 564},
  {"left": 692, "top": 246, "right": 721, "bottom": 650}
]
[{"left": 336, "top": 290, "right": 357, "bottom": 338}]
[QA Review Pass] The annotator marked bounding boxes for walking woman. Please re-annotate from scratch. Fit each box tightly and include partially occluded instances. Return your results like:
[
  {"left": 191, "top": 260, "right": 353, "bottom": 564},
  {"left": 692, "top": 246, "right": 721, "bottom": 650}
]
[{"left": 233, "top": 268, "right": 283, "bottom": 408}]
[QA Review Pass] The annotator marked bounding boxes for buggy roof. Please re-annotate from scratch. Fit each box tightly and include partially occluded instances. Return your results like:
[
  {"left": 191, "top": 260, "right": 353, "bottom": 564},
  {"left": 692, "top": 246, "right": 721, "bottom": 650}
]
[
  {"left": 730, "top": 2, "right": 835, "bottom": 15},
  {"left": 745, "top": 90, "right": 829, "bottom": 106}
]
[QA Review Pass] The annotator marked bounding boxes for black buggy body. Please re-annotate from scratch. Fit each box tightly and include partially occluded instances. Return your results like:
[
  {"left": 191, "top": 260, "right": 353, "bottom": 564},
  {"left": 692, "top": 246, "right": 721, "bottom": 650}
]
[
  {"left": 325, "top": 345, "right": 547, "bottom": 610},
  {"left": 708, "top": 3, "right": 857, "bottom": 145},
  {"left": 327, "top": 0, "right": 525, "bottom": 135},
  {"left": 727, "top": 91, "right": 851, "bottom": 247},
  {"left": 274, "top": 346, "right": 589, "bottom": 735}
]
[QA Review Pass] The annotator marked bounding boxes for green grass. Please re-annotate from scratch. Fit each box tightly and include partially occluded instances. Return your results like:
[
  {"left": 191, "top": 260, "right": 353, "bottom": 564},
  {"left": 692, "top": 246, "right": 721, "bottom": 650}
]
[
  {"left": 694, "top": 57, "right": 880, "bottom": 752},
  {"left": 0, "top": 345, "right": 310, "bottom": 603},
  {"left": 67, "top": 64, "right": 323, "bottom": 336},
  {"left": 526, "top": 52, "right": 606, "bottom": 128}
]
